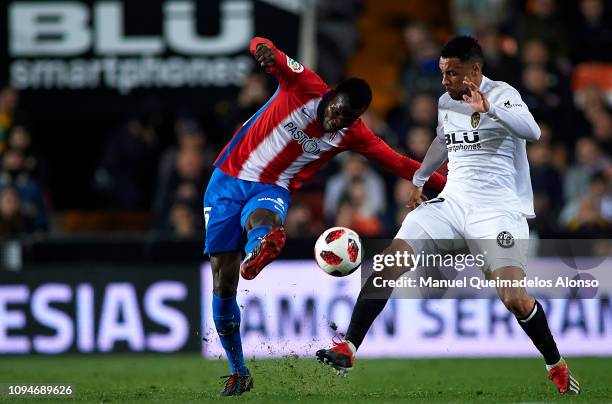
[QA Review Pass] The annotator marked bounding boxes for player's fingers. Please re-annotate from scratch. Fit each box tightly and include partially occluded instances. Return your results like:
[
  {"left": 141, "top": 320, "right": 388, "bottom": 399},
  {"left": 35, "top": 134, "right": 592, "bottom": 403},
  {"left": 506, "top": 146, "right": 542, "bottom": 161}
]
[
  {"left": 464, "top": 81, "right": 479, "bottom": 94},
  {"left": 463, "top": 78, "right": 476, "bottom": 88},
  {"left": 463, "top": 94, "right": 470, "bottom": 102}
]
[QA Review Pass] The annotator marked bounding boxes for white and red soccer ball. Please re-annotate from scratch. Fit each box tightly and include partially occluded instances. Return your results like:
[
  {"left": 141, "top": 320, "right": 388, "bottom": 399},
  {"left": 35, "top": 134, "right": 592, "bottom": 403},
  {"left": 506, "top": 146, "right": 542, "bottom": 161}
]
[{"left": 314, "top": 227, "right": 362, "bottom": 277}]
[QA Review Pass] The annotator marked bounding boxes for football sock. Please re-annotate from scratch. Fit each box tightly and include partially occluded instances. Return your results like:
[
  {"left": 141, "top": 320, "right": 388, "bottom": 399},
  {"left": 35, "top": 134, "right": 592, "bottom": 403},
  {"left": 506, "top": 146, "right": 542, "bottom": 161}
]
[
  {"left": 244, "top": 226, "right": 272, "bottom": 254},
  {"left": 212, "top": 293, "right": 249, "bottom": 375},
  {"left": 516, "top": 300, "right": 561, "bottom": 365},
  {"left": 345, "top": 272, "right": 395, "bottom": 350}
]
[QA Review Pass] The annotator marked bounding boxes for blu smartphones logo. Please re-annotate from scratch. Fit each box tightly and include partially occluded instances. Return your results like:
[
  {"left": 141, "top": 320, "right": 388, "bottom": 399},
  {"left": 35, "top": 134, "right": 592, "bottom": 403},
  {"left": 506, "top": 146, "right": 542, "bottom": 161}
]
[{"left": 9, "top": 1, "right": 253, "bottom": 56}]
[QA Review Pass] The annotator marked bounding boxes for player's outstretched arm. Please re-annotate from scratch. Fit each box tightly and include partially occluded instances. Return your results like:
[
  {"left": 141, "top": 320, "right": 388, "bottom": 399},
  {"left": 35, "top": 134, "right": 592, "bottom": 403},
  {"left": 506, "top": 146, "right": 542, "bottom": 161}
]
[
  {"left": 350, "top": 121, "right": 446, "bottom": 191},
  {"left": 412, "top": 132, "right": 448, "bottom": 188},
  {"left": 463, "top": 78, "right": 540, "bottom": 141}
]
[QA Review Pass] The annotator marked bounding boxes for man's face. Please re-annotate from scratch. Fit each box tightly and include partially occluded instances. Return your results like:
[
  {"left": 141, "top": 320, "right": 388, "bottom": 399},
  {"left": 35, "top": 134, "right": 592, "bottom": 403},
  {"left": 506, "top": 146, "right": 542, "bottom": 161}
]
[
  {"left": 439, "top": 57, "right": 475, "bottom": 100},
  {"left": 321, "top": 93, "right": 364, "bottom": 133}
]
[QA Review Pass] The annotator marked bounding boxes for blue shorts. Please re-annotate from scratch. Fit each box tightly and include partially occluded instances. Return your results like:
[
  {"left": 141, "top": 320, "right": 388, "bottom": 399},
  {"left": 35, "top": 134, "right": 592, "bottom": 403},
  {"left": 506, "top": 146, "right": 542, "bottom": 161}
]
[{"left": 203, "top": 168, "right": 291, "bottom": 254}]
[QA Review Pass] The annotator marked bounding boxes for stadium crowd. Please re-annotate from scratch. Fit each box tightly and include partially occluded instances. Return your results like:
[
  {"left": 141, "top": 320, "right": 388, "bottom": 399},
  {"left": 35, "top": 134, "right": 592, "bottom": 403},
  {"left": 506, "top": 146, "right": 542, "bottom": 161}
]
[{"left": 0, "top": 0, "right": 610, "bottom": 241}]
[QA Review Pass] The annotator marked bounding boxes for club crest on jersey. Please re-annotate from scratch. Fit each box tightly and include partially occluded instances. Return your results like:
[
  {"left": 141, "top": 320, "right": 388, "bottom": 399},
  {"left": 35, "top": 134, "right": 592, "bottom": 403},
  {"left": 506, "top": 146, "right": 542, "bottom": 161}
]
[
  {"left": 470, "top": 112, "right": 480, "bottom": 128},
  {"left": 497, "top": 231, "right": 514, "bottom": 248},
  {"left": 286, "top": 56, "right": 304, "bottom": 73},
  {"left": 283, "top": 122, "right": 321, "bottom": 154}
]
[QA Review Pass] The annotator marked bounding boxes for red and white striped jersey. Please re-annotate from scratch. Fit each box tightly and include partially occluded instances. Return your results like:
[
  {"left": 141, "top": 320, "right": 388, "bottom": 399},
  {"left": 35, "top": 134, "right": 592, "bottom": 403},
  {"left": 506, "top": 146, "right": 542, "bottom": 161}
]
[{"left": 214, "top": 37, "right": 446, "bottom": 193}]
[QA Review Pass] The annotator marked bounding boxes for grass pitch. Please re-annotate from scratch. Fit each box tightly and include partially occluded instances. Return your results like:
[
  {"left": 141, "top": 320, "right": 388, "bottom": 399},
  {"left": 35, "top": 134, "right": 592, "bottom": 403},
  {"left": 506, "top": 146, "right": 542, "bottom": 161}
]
[{"left": 0, "top": 355, "right": 609, "bottom": 403}]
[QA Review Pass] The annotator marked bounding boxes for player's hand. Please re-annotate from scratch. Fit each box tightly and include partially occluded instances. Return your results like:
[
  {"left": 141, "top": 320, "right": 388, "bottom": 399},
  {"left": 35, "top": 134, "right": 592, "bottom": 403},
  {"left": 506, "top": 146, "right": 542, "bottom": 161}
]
[
  {"left": 463, "top": 77, "right": 490, "bottom": 113},
  {"left": 255, "top": 43, "right": 275, "bottom": 68},
  {"left": 405, "top": 182, "right": 425, "bottom": 210}
]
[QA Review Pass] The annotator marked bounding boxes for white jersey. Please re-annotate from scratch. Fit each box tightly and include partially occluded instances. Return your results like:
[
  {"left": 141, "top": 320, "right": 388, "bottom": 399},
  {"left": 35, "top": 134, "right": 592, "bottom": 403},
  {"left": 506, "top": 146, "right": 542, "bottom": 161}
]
[{"left": 415, "top": 76, "right": 540, "bottom": 218}]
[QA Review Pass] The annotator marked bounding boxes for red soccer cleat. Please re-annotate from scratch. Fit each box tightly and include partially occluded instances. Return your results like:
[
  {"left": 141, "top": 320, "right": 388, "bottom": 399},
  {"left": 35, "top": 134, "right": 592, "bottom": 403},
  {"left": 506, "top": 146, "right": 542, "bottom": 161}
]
[
  {"left": 548, "top": 362, "right": 580, "bottom": 395},
  {"left": 315, "top": 335, "right": 355, "bottom": 375},
  {"left": 240, "top": 226, "right": 286, "bottom": 280}
]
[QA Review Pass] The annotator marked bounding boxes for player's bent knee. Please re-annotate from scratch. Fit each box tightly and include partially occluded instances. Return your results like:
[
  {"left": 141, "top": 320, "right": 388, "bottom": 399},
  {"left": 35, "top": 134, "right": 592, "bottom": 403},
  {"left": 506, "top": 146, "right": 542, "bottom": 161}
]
[
  {"left": 246, "top": 208, "right": 282, "bottom": 230},
  {"left": 499, "top": 294, "right": 534, "bottom": 317}
]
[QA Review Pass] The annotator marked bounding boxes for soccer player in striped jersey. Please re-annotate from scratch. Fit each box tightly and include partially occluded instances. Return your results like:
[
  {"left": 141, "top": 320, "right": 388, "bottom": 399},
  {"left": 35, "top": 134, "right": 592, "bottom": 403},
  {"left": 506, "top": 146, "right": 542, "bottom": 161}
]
[{"left": 205, "top": 37, "right": 446, "bottom": 395}]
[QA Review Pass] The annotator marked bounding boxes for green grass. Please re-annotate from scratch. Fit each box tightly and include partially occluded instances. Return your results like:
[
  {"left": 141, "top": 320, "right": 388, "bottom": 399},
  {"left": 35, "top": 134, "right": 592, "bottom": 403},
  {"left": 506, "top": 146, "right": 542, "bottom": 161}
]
[{"left": 0, "top": 355, "right": 609, "bottom": 403}]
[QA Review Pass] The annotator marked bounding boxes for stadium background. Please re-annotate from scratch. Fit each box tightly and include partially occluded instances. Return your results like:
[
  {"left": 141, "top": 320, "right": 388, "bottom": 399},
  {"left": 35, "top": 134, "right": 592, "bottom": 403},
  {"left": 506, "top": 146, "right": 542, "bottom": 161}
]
[{"left": 0, "top": 0, "right": 611, "bottom": 401}]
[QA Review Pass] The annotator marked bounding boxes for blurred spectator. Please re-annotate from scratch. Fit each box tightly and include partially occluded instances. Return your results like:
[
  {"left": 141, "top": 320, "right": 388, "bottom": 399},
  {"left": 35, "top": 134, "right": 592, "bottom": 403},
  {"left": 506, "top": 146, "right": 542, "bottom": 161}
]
[
  {"left": 520, "top": 39, "right": 571, "bottom": 97},
  {"left": 574, "top": 85, "right": 612, "bottom": 153},
  {"left": 0, "top": 187, "right": 36, "bottom": 236},
  {"left": 153, "top": 147, "right": 207, "bottom": 233},
  {"left": 335, "top": 177, "right": 383, "bottom": 236},
  {"left": 404, "top": 126, "right": 434, "bottom": 160},
  {"left": 360, "top": 110, "right": 399, "bottom": 148},
  {"left": 393, "top": 178, "right": 413, "bottom": 228},
  {"left": 316, "top": 0, "right": 363, "bottom": 84},
  {"left": 7, "top": 126, "right": 46, "bottom": 185},
  {"left": 166, "top": 202, "right": 198, "bottom": 238},
  {"left": 94, "top": 115, "right": 160, "bottom": 209},
  {"left": 284, "top": 201, "right": 323, "bottom": 238},
  {"left": 0, "top": 148, "right": 47, "bottom": 230},
  {"left": 536, "top": 121, "right": 568, "bottom": 174},
  {"left": 478, "top": 29, "right": 521, "bottom": 85},
  {"left": 563, "top": 137, "right": 611, "bottom": 203},
  {"left": 389, "top": 93, "right": 438, "bottom": 138},
  {"left": 452, "top": 0, "right": 511, "bottom": 35},
  {"left": 590, "top": 111, "right": 612, "bottom": 151},
  {"left": 529, "top": 193, "right": 560, "bottom": 238},
  {"left": 561, "top": 172, "right": 612, "bottom": 236},
  {"left": 560, "top": 172, "right": 612, "bottom": 229},
  {"left": 399, "top": 23, "right": 444, "bottom": 101},
  {"left": 219, "top": 73, "right": 271, "bottom": 140},
  {"left": 324, "top": 153, "right": 386, "bottom": 222},
  {"left": 157, "top": 118, "right": 215, "bottom": 192},
  {"left": 0, "top": 87, "right": 25, "bottom": 155},
  {"left": 520, "top": 64, "right": 571, "bottom": 137},
  {"left": 528, "top": 142, "right": 564, "bottom": 212},
  {"left": 570, "top": 0, "right": 612, "bottom": 64},
  {"left": 518, "top": 0, "right": 568, "bottom": 65}
]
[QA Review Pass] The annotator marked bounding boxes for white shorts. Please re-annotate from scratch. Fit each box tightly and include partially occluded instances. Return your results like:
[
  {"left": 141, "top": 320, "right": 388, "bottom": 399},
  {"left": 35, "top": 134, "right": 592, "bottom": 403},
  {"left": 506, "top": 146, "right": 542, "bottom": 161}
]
[{"left": 396, "top": 195, "right": 529, "bottom": 272}]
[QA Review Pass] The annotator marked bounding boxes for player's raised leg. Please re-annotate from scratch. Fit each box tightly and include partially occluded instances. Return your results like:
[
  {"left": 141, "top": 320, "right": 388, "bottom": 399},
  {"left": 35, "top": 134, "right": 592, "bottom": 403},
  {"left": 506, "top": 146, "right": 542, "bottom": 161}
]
[
  {"left": 239, "top": 188, "right": 290, "bottom": 280},
  {"left": 494, "top": 266, "right": 580, "bottom": 395},
  {"left": 316, "top": 238, "right": 415, "bottom": 374},
  {"left": 317, "top": 190, "right": 457, "bottom": 373}
]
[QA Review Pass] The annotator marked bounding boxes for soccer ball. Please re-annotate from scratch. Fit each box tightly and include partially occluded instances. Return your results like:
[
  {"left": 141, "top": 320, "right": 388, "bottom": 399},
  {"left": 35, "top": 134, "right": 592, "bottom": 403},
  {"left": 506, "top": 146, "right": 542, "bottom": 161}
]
[{"left": 314, "top": 227, "right": 362, "bottom": 277}]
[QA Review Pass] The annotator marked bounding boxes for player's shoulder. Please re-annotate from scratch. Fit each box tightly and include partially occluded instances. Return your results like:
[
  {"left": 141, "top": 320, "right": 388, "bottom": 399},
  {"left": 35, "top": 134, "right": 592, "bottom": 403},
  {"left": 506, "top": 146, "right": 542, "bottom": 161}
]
[
  {"left": 482, "top": 77, "right": 520, "bottom": 100},
  {"left": 291, "top": 65, "right": 329, "bottom": 96},
  {"left": 438, "top": 92, "right": 453, "bottom": 109}
]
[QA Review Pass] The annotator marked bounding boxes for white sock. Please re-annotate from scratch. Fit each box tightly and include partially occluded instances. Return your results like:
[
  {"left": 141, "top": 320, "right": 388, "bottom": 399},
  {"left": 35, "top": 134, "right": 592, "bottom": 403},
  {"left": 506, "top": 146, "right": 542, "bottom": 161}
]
[{"left": 546, "top": 357, "right": 565, "bottom": 371}]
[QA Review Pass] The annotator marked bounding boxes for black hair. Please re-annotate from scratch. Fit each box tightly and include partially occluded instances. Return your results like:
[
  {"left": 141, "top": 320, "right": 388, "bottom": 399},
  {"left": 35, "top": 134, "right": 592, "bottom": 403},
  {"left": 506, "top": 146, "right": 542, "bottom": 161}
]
[
  {"left": 441, "top": 36, "right": 484, "bottom": 65},
  {"left": 334, "top": 78, "right": 372, "bottom": 111}
]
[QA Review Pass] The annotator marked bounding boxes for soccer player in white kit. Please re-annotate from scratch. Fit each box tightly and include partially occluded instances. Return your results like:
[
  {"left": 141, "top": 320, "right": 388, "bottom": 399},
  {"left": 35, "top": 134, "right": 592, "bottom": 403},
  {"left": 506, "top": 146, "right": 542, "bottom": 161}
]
[{"left": 317, "top": 36, "right": 581, "bottom": 395}]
